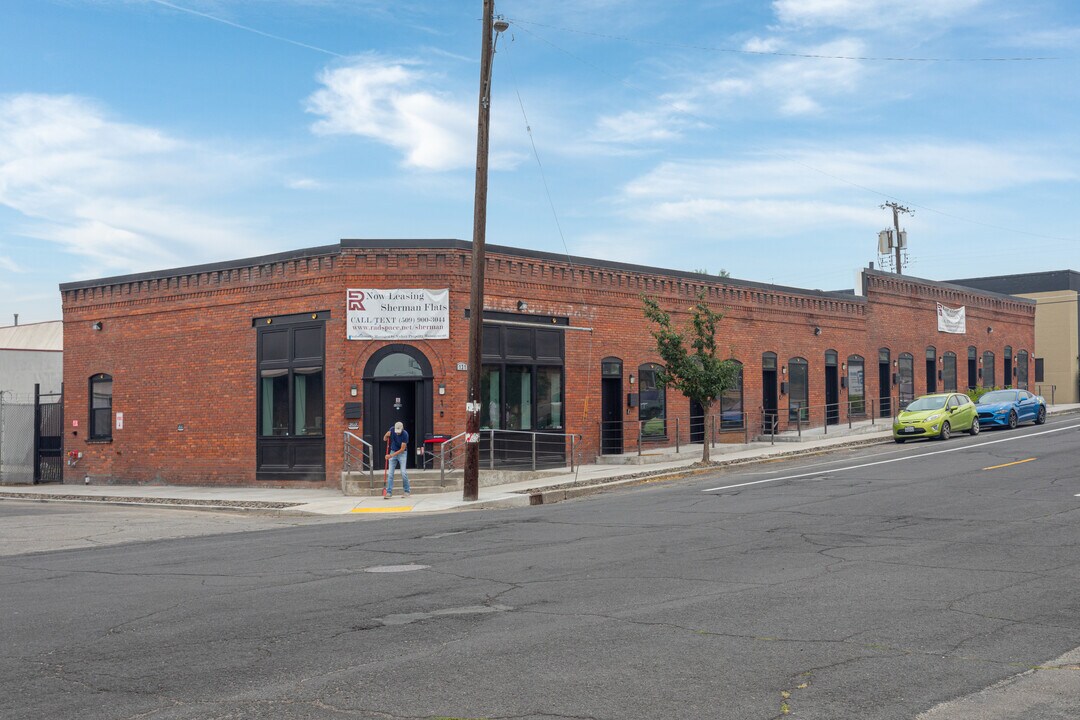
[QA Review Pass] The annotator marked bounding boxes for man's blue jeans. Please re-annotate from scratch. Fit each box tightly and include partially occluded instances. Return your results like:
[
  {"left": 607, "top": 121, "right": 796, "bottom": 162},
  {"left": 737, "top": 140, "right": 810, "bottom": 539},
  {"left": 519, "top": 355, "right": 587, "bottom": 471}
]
[{"left": 387, "top": 453, "right": 410, "bottom": 495}]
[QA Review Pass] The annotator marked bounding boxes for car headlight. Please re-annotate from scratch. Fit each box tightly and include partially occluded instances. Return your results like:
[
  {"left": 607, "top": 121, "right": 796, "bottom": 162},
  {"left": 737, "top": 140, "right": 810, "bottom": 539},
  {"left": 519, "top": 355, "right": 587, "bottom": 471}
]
[
  {"left": 995, "top": 408, "right": 1008, "bottom": 414},
  {"left": 926, "top": 414, "right": 941, "bottom": 422}
]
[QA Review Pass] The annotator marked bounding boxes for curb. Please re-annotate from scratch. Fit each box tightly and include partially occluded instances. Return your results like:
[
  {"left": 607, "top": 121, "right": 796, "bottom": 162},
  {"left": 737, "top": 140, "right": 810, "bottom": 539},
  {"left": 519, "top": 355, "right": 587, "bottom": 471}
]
[{"left": 526, "top": 433, "right": 893, "bottom": 505}]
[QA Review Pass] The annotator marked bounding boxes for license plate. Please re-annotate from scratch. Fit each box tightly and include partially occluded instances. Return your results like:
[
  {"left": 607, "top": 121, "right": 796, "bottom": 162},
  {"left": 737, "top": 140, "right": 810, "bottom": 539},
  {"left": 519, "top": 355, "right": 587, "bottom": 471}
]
[{"left": 903, "top": 427, "right": 915, "bottom": 433}]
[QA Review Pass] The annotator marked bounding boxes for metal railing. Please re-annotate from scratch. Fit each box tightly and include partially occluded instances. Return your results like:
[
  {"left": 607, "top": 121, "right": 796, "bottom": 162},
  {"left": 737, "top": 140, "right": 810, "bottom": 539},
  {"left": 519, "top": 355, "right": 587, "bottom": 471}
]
[
  {"left": 1036, "top": 384, "right": 1057, "bottom": 405},
  {"left": 343, "top": 431, "right": 375, "bottom": 487},
  {"left": 764, "top": 398, "right": 882, "bottom": 438},
  {"left": 436, "top": 429, "right": 583, "bottom": 484},
  {"left": 599, "top": 412, "right": 751, "bottom": 456}
]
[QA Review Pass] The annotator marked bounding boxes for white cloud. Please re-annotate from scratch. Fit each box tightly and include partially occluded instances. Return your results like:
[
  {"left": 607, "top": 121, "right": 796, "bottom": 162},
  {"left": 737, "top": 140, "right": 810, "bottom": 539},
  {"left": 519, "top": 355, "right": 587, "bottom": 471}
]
[
  {"left": 591, "top": 109, "right": 683, "bottom": 144},
  {"left": 619, "top": 142, "right": 1073, "bottom": 235},
  {"left": 773, "top": 0, "right": 985, "bottom": 31},
  {"left": 307, "top": 56, "right": 475, "bottom": 171},
  {"left": 286, "top": 177, "right": 322, "bottom": 189},
  {"left": 0, "top": 256, "right": 22, "bottom": 273},
  {"left": 0, "top": 93, "right": 269, "bottom": 278}
]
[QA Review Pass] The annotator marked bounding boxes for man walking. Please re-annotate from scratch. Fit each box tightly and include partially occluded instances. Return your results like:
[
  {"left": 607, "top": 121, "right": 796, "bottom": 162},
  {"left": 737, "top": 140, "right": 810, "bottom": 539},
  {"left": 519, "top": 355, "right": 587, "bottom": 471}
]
[{"left": 383, "top": 421, "right": 410, "bottom": 498}]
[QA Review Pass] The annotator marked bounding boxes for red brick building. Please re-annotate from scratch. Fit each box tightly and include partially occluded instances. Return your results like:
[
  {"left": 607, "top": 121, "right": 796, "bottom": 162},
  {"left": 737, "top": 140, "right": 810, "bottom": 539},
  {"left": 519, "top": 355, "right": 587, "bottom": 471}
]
[{"left": 60, "top": 239, "right": 1035, "bottom": 487}]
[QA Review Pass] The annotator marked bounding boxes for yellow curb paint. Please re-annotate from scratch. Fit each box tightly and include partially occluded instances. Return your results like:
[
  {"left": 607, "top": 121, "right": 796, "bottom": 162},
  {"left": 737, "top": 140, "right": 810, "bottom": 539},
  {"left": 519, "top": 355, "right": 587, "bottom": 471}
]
[
  {"left": 351, "top": 506, "right": 413, "bottom": 513},
  {"left": 983, "top": 457, "right": 1036, "bottom": 471}
]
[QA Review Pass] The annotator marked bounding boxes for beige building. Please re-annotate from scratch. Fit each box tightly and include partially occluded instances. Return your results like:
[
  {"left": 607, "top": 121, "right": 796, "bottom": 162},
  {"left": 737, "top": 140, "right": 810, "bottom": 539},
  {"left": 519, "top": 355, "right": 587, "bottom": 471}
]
[{"left": 951, "top": 271, "right": 1079, "bottom": 404}]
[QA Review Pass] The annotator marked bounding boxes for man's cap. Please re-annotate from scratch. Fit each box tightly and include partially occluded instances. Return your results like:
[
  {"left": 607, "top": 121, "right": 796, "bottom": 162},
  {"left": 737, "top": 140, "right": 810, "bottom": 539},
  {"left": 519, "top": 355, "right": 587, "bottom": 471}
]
[{"left": 394, "top": 421, "right": 404, "bottom": 432}]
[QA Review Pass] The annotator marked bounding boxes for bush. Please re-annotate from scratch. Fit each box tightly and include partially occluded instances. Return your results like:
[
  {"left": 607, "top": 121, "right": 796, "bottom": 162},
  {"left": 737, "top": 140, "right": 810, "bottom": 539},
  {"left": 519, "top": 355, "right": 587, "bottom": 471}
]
[{"left": 966, "top": 386, "right": 1000, "bottom": 403}]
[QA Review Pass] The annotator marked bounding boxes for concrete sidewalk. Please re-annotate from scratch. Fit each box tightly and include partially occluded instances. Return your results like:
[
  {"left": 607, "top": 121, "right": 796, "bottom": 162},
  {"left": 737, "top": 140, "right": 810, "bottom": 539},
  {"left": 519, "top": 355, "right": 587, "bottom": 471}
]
[{"left": 3, "top": 404, "right": 1077, "bottom": 516}]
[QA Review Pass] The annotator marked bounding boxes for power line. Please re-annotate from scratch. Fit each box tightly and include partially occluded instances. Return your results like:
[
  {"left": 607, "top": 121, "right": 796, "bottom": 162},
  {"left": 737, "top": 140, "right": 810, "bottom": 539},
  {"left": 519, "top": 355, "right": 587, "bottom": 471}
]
[
  {"left": 146, "top": 0, "right": 346, "bottom": 58},
  {"left": 508, "top": 17, "right": 1062, "bottom": 63}
]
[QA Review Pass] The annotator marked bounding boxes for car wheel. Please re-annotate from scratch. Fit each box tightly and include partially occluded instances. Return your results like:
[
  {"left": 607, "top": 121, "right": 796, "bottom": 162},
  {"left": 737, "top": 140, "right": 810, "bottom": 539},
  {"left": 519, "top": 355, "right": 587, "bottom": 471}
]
[
  {"left": 1008, "top": 411, "right": 1018, "bottom": 429},
  {"left": 1035, "top": 406, "right": 1046, "bottom": 425},
  {"left": 939, "top": 421, "right": 951, "bottom": 440},
  {"left": 969, "top": 418, "right": 980, "bottom": 436},
  {"left": 894, "top": 438, "right": 905, "bottom": 444}
]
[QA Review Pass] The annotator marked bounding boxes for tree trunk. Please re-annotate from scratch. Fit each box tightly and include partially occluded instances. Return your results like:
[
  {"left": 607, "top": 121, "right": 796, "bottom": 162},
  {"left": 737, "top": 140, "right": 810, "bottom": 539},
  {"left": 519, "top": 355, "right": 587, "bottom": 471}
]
[{"left": 701, "top": 399, "right": 716, "bottom": 464}]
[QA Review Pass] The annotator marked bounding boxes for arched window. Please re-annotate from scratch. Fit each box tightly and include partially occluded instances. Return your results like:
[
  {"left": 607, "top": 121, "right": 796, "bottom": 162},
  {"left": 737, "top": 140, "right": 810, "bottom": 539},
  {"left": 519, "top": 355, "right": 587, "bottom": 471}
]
[
  {"left": 967, "top": 346, "right": 978, "bottom": 390},
  {"left": 1004, "top": 346, "right": 1013, "bottom": 388},
  {"left": 942, "top": 351, "right": 957, "bottom": 392},
  {"left": 898, "top": 353, "right": 915, "bottom": 406},
  {"left": 847, "top": 355, "right": 865, "bottom": 415},
  {"left": 1016, "top": 350, "right": 1029, "bottom": 389},
  {"left": 373, "top": 352, "right": 424, "bottom": 377},
  {"left": 89, "top": 373, "right": 113, "bottom": 440},
  {"left": 925, "top": 346, "right": 937, "bottom": 393},
  {"left": 638, "top": 363, "right": 666, "bottom": 438},
  {"left": 721, "top": 360, "right": 744, "bottom": 428},
  {"left": 788, "top": 357, "right": 809, "bottom": 422},
  {"left": 982, "top": 351, "right": 996, "bottom": 388}
]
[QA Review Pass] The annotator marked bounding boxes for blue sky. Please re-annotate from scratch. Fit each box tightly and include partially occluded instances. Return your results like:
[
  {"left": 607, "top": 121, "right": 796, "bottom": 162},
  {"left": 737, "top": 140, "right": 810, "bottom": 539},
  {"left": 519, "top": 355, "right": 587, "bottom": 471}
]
[{"left": 1, "top": 0, "right": 1078, "bottom": 323}]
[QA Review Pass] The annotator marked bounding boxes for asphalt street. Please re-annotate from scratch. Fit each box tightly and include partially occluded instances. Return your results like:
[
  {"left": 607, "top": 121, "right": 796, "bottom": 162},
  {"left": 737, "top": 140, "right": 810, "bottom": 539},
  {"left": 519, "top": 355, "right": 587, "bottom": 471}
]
[{"left": 2, "top": 416, "right": 1079, "bottom": 719}]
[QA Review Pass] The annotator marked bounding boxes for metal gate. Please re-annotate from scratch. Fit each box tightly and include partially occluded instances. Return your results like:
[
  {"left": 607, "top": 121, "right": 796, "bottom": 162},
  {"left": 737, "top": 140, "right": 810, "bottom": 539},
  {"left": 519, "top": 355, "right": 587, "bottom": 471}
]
[{"left": 34, "top": 384, "right": 63, "bottom": 484}]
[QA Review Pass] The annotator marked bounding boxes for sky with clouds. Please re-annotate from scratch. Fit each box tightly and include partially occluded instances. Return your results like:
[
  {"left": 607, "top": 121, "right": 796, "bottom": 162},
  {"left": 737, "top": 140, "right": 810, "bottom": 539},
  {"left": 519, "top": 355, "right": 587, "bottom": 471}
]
[{"left": 1, "top": 0, "right": 1078, "bottom": 323}]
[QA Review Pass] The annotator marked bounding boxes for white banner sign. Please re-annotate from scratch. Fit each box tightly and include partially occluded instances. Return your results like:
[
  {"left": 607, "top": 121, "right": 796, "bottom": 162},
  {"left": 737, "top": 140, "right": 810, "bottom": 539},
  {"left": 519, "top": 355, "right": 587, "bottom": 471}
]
[
  {"left": 936, "top": 302, "right": 967, "bottom": 334},
  {"left": 347, "top": 289, "right": 449, "bottom": 340}
]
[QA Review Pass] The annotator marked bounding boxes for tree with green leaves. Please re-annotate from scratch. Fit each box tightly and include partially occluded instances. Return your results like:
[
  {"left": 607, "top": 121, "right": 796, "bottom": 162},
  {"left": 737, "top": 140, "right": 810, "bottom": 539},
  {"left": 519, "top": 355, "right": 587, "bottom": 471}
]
[{"left": 643, "top": 291, "right": 740, "bottom": 463}]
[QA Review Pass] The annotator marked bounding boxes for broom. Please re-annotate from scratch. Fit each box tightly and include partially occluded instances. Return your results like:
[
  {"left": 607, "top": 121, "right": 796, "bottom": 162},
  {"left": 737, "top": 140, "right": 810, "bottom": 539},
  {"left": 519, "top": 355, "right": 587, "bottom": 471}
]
[{"left": 382, "top": 436, "right": 391, "bottom": 498}]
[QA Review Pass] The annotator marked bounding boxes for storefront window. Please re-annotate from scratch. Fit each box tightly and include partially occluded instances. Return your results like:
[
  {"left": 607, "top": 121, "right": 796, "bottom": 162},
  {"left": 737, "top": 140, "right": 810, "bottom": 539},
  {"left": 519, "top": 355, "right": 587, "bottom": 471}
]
[
  {"left": 260, "top": 369, "right": 289, "bottom": 436},
  {"left": 537, "top": 367, "right": 563, "bottom": 430},
  {"left": 942, "top": 352, "right": 957, "bottom": 392},
  {"left": 720, "top": 361, "right": 743, "bottom": 428},
  {"left": 506, "top": 366, "right": 533, "bottom": 430},
  {"left": 293, "top": 368, "right": 324, "bottom": 436},
  {"left": 898, "top": 353, "right": 914, "bottom": 406},
  {"left": 983, "top": 351, "right": 995, "bottom": 388},
  {"left": 788, "top": 357, "right": 808, "bottom": 422},
  {"left": 847, "top": 355, "right": 865, "bottom": 415},
  {"left": 480, "top": 366, "right": 502, "bottom": 429},
  {"left": 639, "top": 363, "right": 666, "bottom": 438}
]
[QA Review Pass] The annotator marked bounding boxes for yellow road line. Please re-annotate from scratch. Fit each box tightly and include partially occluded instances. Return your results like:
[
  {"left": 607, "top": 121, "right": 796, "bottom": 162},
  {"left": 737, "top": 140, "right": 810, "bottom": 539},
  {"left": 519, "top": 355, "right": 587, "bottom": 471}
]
[
  {"left": 983, "top": 457, "right": 1036, "bottom": 471},
  {"left": 351, "top": 506, "right": 413, "bottom": 513}
]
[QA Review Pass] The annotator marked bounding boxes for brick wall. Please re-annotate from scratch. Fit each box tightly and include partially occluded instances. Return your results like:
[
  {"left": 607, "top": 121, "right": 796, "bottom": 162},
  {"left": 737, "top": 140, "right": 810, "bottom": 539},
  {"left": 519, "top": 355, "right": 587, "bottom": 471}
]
[{"left": 61, "top": 243, "right": 1035, "bottom": 487}]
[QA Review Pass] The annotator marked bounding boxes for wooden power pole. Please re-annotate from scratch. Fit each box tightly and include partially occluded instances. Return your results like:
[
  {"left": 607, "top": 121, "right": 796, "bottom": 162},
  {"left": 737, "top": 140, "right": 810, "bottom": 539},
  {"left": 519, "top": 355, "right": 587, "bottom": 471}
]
[
  {"left": 464, "top": 1, "right": 505, "bottom": 501},
  {"left": 881, "top": 201, "right": 912, "bottom": 274}
]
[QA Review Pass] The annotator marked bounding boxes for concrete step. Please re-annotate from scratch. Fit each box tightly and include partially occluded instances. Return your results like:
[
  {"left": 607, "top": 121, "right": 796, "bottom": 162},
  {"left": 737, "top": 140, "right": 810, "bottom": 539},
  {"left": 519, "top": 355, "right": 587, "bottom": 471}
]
[{"left": 340, "top": 466, "right": 573, "bottom": 496}]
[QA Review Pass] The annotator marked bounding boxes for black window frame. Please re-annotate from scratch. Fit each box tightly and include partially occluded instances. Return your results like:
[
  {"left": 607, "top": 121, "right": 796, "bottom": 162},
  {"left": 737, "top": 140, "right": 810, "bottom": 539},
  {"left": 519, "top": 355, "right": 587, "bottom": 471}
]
[
  {"left": 788, "top": 357, "right": 809, "bottom": 422},
  {"left": 638, "top": 362, "right": 667, "bottom": 439},
  {"left": 720, "top": 360, "right": 744, "bottom": 429},
  {"left": 88, "top": 373, "right": 113, "bottom": 441},
  {"left": 847, "top": 354, "right": 866, "bottom": 415}
]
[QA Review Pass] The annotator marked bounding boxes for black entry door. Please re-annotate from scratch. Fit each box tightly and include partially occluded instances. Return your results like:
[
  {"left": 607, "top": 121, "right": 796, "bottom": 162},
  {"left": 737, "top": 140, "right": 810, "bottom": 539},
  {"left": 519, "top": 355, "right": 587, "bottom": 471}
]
[
  {"left": 689, "top": 398, "right": 705, "bottom": 443},
  {"left": 879, "top": 362, "right": 892, "bottom": 418},
  {"left": 762, "top": 369, "right": 778, "bottom": 431},
  {"left": 601, "top": 377, "right": 623, "bottom": 454},
  {"left": 825, "top": 366, "right": 839, "bottom": 425},
  {"left": 374, "top": 381, "right": 416, "bottom": 471}
]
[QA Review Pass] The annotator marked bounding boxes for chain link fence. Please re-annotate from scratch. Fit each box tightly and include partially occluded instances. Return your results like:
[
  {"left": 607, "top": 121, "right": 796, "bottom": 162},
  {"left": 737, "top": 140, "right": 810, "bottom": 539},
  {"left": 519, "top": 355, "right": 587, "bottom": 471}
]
[{"left": 0, "top": 392, "right": 36, "bottom": 485}]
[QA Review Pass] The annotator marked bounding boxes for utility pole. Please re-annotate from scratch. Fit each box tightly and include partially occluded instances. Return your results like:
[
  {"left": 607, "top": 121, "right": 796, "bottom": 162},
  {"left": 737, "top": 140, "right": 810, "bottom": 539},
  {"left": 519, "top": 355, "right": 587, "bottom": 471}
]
[
  {"left": 881, "top": 201, "right": 912, "bottom": 274},
  {"left": 464, "top": 2, "right": 507, "bottom": 501}
]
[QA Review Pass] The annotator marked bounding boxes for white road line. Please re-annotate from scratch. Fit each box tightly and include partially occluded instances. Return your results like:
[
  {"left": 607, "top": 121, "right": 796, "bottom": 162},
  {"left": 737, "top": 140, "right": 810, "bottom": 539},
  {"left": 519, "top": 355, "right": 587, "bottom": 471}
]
[
  {"left": 702, "top": 422, "right": 1080, "bottom": 492},
  {"left": 743, "top": 415, "right": 1076, "bottom": 476}
]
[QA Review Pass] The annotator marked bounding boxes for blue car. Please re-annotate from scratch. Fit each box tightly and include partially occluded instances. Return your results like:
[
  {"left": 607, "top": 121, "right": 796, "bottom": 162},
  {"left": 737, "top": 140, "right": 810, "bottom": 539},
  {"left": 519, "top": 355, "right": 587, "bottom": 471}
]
[{"left": 975, "top": 389, "right": 1046, "bottom": 429}]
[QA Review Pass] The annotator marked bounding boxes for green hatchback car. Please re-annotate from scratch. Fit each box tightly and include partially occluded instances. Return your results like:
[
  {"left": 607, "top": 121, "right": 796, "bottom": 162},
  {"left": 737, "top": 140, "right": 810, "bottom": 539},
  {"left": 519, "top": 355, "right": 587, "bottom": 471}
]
[{"left": 893, "top": 392, "right": 980, "bottom": 443}]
